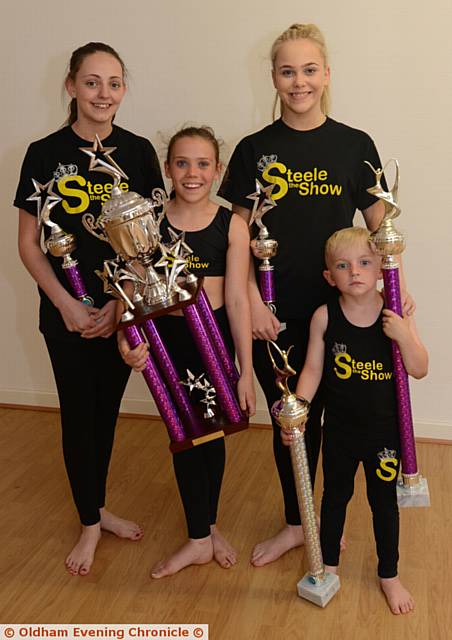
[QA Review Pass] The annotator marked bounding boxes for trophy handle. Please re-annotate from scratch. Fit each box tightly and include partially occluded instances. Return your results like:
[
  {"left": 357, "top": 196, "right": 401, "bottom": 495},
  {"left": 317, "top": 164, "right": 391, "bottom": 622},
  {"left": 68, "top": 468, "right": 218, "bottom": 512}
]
[{"left": 82, "top": 212, "right": 109, "bottom": 243}]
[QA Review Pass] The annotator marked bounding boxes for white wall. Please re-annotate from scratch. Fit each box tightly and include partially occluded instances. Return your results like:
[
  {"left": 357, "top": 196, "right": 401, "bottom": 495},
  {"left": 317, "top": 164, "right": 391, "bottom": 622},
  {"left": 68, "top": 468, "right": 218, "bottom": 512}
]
[{"left": 1, "top": 0, "right": 451, "bottom": 438}]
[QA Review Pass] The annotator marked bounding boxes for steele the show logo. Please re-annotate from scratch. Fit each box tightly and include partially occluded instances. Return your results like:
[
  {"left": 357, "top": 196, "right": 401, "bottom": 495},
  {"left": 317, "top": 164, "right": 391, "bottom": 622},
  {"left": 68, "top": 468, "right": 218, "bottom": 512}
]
[
  {"left": 52, "top": 162, "right": 129, "bottom": 213},
  {"left": 256, "top": 158, "right": 343, "bottom": 200},
  {"left": 333, "top": 351, "right": 392, "bottom": 382}
]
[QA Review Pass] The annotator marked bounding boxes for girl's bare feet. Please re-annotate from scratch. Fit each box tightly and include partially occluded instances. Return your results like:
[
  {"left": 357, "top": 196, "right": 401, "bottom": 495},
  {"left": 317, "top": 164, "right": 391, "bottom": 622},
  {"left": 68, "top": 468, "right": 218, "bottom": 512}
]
[
  {"left": 150, "top": 536, "right": 213, "bottom": 579},
  {"left": 251, "top": 524, "right": 304, "bottom": 567},
  {"left": 100, "top": 508, "right": 143, "bottom": 540},
  {"left": 380, "top": 576, "right": 414, "bottom": 615},
  {"left": 65, "top": 524, "right": 101, "bottom": 576},
  {"left": 210, "top": 525, "right": 237, "bottom": 568}
]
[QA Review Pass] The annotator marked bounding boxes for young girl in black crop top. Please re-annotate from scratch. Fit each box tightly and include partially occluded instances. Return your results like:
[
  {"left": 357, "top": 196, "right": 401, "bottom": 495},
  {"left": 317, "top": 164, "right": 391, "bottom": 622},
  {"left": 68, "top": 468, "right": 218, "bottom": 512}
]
[{"left": 119, "top": 126, "right": 255, "bottom": 578}]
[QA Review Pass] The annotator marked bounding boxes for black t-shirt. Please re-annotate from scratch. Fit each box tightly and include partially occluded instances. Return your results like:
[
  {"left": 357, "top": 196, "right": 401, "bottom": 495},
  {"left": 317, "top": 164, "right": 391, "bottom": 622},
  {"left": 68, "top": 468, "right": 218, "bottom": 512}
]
[
  {"left": 14, "top": 125, "right": 164, "bottom": 340},
  {"left": 219, "top": 117, "right": 383, "bottom": 319},
  {"left": 323, "top": 297, "right": 397, "bottom": 432},
  {"left": 160, "top": 207, "right": 231, "bottom": 276}
]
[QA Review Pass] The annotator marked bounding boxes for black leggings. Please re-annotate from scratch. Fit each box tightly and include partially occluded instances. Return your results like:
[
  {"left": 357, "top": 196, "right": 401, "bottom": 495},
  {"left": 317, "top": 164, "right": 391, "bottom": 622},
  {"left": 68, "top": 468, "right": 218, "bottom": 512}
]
[
  {"left": 320, "top": 424, "right": 400, "bottom": 578},
  {"left": 252, "top": 319, "right": 323, "bottom": 525},
  {"left": 45, "top": 335, "right": 131, "bottom": 526},
  {"left": 154, "top": 307, "right": 234, "bottom": 539}
]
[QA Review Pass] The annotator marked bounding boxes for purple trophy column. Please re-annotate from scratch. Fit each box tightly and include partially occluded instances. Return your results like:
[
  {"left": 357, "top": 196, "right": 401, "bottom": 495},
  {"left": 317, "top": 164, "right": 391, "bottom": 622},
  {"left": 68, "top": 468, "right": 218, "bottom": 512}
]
[
  {"left": 63, "top": 262, "right": 93, "bottom": 305},
  {"left": 183, "top": 303, "right": 243, "bottom": 424},
  {"left": 259, "top": 268, "right": 275, "bottom": 306},
  {"left": 195, "top": 288, "right": 239, "bottom": 385},
  {"left": 123, "top": 324, "right": 186, "bottom": 443},
  {"left": 383, "top": 266, "right": 418, "bottom": 476},
  {"left": 142, "top": 318, "right": 203, "bottom": 436}
]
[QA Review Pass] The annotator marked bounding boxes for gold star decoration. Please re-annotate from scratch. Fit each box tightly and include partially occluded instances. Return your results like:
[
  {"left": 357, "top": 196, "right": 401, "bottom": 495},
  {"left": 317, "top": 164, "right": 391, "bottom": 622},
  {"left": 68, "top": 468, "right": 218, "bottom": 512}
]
[
  {"left": 154, "top": 241, "right": 187, "bottom": 294},
  {"left": 27, "top": 178, "right": 62, "bottom": 227},
  {"left": 247, "top": 180, "right": 277, "bottom": 228},
  {"left": 167, "top": 227, "right": 193, "bottom": 261},
  {"left": 80, "top": 134, "right": 129, "bottom": 181},
  {"left": 95, "top": 259, "right": 135, "bottom": 310}
]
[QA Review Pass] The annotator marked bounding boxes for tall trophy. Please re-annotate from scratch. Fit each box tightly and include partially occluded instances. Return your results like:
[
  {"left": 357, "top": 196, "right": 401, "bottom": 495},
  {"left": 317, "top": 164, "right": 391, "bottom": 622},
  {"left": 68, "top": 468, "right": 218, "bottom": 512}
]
[
  {"left": 366, "top": 159, "right": 430, "bottom": 507},
  {"left": 82, "top": 136, "right": 247, "bottom": 451},
  {"left": 27, "top": 179, "right": 93, "bottom": 306},
  {"left": 247, "top": 180, "right": 278, "bottom": 312},
  {"left": 268, "top": 341, "right": 340, "bottom": 607}
]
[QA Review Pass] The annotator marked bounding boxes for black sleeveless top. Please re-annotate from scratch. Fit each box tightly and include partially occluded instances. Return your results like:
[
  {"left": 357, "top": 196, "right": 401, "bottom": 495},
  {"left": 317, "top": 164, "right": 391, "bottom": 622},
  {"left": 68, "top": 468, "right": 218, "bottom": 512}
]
[
  {"left": 323, "top": 297, "right": 397, "bottom": 430},
  {"left": 159, "top": 206, "right": 232, "bottom": 276}
]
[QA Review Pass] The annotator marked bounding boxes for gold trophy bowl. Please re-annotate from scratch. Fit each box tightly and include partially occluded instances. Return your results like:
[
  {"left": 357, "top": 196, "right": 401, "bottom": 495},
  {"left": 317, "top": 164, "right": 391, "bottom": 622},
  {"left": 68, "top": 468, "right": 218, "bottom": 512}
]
[
  {"left": 250, "top": 236, "right": 278, "bottom": 261},
  {"left": 45, "top": 229, "right": 77, "bottom": 258}
]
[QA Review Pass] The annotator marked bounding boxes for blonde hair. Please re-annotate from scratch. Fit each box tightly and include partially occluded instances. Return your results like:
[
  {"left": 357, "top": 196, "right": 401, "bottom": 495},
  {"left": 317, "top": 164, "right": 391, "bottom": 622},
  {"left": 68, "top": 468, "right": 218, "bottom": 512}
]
[
  {"left": 271, "top": 23, "right": 330, "bottom": 120},
  {"left": 325, "top": 227, "right": 374, "bottom": 267}
]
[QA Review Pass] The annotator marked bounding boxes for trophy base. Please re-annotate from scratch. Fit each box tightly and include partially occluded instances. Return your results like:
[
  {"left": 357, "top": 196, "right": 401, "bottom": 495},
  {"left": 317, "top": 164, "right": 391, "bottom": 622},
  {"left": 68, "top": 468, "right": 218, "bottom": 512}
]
[
  {"left": 169, "top": 408, "right": 248, "bottom": 453},
  {"left": 119, "top": 278, "right": 204, "bottom": 327},
  {"left": 397, "top": 475, "right": 430, "bottom": 508},
  {"left": 297, "top": 572, "right": 340, "bottom": 608}
]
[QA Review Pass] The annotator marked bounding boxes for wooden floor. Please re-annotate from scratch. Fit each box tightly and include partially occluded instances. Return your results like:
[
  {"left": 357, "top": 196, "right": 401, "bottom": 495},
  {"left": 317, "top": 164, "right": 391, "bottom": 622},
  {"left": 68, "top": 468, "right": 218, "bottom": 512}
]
[{"left": 0, "top": 407, "right": 451, "bottom": 639}]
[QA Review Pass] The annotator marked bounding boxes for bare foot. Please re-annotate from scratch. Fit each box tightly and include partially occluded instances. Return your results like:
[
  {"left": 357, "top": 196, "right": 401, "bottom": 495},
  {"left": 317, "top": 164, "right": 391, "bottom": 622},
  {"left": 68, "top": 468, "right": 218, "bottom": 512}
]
[
  {"left": 150, "top": 537, "right": 213, "bottom": 579},
  {"left": 380, "top": 576, "right": 414, "bottom": 615},
  {"left": 251, "top": 524, "right": 304, "bottom": 567},
  {"left": 100, "top": 508, "right": 143, "bottom": 540},
  {"left": 65, "top": 524, "right": 101, "bottom": 576},
  {"left": 210, "top": 525, "right": 237, "bottom": 568},
  {"left": 324, "top": 564, "right": 338, "bottom": 575}
]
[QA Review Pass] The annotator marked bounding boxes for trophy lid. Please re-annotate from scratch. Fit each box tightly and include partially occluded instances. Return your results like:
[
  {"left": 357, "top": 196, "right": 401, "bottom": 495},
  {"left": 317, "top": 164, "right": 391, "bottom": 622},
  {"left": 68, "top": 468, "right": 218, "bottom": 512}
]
[{"left": 100, "top": 187, "right": 154, "bottom": 228}]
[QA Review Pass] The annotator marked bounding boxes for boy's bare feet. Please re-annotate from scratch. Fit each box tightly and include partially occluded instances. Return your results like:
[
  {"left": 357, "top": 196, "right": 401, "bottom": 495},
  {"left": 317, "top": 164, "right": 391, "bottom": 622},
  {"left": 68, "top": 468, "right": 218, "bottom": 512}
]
[
  {"left": 150, "top": 537, "right": 213, "bottom": 579},
  {"left": 100, "top": 508, "right": 143, "bottom": 540},
  {"left": 65, "top": 524, "right": 101, "bottom": 576},
  {"left": 251, "top": 524, "right": 304, "bottom": 567},
  {"left": 323, "top": 564, "right": 338, "bottom": 574},
  {"left": 210, "top": 525, "right": 237, "bottom": 568},
  {"left": 380, "top": 576, "right": 414, "bottom": 615}
]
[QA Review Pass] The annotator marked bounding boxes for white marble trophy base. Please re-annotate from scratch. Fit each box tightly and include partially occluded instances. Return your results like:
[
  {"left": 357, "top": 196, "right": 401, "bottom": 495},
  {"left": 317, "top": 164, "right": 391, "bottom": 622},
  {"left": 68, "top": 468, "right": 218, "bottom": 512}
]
[
  {"left": 397, "top": 475, "right": 430, "bottom": 507},
  {"left": 297, "top": 571, "right": 340, "bottom": 607}
]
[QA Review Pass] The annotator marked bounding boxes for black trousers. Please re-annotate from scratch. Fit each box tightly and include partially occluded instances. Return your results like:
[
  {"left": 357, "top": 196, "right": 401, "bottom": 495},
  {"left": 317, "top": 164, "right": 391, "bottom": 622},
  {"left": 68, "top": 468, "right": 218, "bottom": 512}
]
[
  {"left": 320, "top": 422, "right": 400, "bottom": 578},
  {"left": 45, "top": 335, "right": 131, "bottom": 526},
  {"left": 154, "top": 307, "right": 234, "bottom": 539},
  {"left": 252, "top": 319, "right": 323, "bottom": 525}
]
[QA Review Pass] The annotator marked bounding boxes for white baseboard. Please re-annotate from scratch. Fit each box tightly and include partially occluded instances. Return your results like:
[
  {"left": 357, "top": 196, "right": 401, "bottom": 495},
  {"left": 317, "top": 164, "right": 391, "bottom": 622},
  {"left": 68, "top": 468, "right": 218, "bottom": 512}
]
[{"left": 1, "top": 389, "right": 451, "bottom": 442}]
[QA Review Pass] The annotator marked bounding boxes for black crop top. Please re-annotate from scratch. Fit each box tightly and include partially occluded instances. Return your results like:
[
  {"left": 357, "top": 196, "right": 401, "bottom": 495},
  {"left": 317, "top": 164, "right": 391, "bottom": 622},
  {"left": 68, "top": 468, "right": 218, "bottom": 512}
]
[{"left": 159, "top": 206, "right": 232, "bottom": 276}]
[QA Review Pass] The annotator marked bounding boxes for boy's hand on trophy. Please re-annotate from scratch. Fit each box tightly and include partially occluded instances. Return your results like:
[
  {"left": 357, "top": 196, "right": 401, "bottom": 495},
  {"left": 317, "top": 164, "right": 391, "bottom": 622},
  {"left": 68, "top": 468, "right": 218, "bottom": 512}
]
[
  {"left": 401, "top": 290, "right": 416, "bottom": 316},
  {"left": 382, "top": 308, "right": 411, "bottom": 342},
  {"left": 280, "top": 428, "right": 294, "bottom": 447}
]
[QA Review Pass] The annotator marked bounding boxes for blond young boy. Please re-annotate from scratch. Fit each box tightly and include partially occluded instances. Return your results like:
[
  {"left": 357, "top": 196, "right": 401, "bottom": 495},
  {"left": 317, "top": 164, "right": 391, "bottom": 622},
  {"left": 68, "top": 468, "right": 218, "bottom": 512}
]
[{"left": 282, "top": 227, "right": 428, "bottom": 614}]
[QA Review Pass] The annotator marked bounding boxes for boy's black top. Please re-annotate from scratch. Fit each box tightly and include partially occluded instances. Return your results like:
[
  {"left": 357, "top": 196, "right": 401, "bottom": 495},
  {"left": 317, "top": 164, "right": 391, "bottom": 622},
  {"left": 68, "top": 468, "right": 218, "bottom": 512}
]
[
  {"left": 159, "top": 207, "right": 231, "bottom": 277},
  {"left": 219, "top": 118, "right": 383, "bottom": 319},
  {"left": 14, "top": 125, "right": 164, "bottom": 341},
  {"left": 323, "top": 297, "right": 397, "bottom": 431}
]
